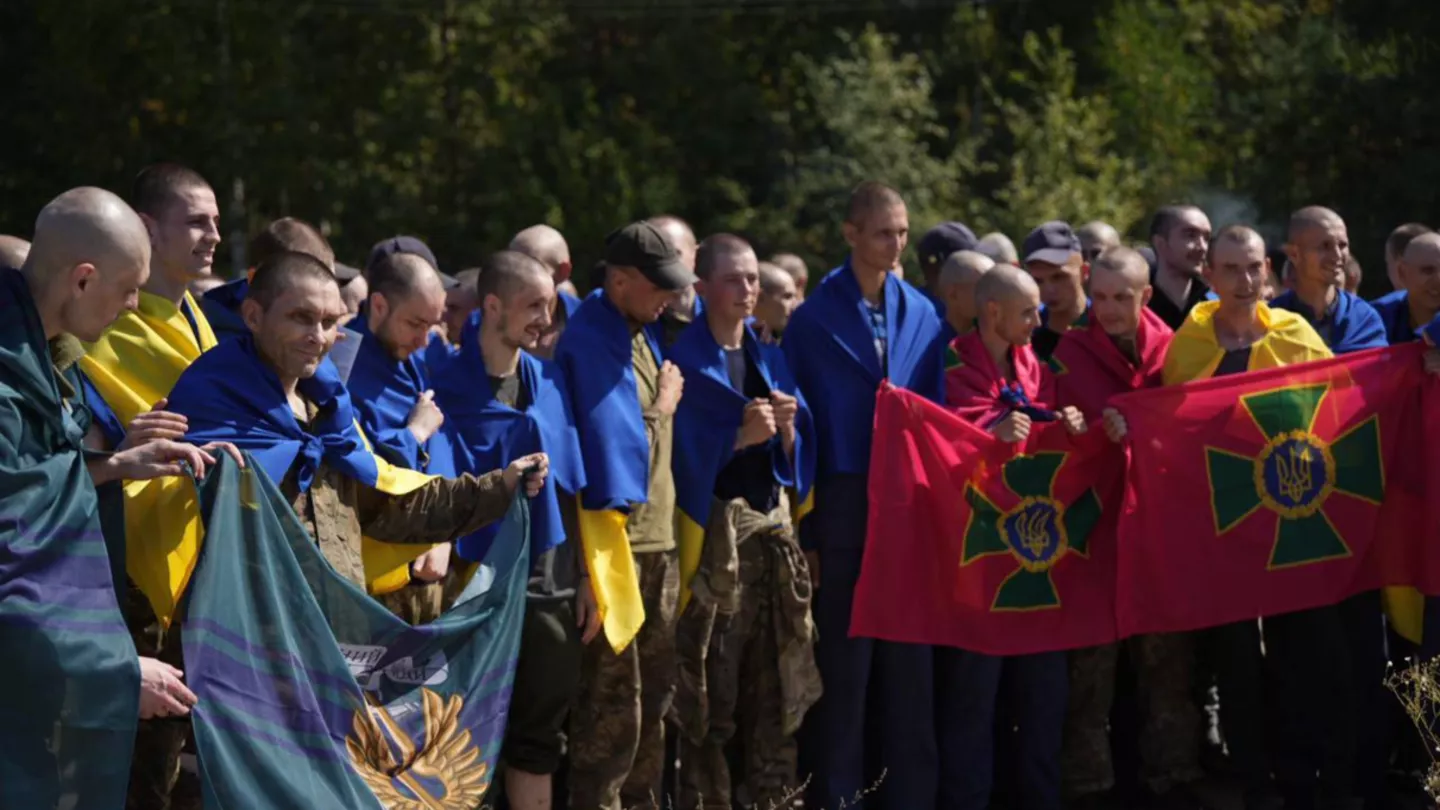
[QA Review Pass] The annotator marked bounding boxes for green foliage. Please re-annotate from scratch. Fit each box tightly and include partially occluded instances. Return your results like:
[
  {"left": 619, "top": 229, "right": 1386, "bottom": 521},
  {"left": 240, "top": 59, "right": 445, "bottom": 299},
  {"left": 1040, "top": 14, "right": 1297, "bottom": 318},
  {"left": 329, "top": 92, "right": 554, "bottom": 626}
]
[{"left": 0, "top": 0, "right": 1436, "bottom": 298}]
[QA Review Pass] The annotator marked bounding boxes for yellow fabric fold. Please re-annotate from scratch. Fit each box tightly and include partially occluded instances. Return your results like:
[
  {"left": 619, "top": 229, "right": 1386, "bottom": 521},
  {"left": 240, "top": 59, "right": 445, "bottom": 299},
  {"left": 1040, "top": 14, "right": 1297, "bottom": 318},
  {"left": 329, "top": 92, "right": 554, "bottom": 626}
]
[
  {"left": 677, "top": 510, "right": 707, "bottom": 614},
  {"left": 80, "top": 291, "right": 217, "bottom": 425},
  {"left": 1385, "top": 586, "right": 1424, "bottom": 645},
  {"left": 1162, "top": 300, "right": 1333, "bottom": 386},
  {"left": 578, "top": 507, "right": 645, "bottom": 653}
]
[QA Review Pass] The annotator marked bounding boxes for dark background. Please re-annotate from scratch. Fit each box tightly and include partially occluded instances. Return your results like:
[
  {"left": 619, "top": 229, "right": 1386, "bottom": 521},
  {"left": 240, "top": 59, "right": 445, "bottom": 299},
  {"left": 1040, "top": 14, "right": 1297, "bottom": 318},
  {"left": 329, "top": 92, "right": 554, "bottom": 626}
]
[{"left": 3, "top": 0, "right": 1435, "bottom": 296}]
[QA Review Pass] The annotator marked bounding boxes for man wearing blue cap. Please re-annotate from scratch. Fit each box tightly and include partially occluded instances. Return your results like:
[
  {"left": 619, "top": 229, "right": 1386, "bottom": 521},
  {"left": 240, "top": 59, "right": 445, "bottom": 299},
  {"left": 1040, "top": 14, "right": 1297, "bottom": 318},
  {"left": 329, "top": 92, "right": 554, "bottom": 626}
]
[{"left": 1023, "top": 221, "right": 1090, "bottom": 361}]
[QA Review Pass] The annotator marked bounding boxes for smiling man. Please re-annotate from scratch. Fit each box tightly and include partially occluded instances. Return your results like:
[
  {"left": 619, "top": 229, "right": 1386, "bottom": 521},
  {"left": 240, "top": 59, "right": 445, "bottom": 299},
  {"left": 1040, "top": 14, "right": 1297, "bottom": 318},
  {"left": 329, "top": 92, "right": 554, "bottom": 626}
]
[{"left": 1147, "top": 205, "right": 1213, "bottom": 330}]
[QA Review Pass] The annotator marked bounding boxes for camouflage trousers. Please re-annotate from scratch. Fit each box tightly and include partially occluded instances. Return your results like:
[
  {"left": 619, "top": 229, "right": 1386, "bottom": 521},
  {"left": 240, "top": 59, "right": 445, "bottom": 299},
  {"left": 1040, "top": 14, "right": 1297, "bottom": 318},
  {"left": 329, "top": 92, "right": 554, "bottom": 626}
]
[
  {"left": 377, "top": 577, "right": 446, "bottom": 626},
  {"left": 569, "top": 550, "right": 680, "bottom": 810},
  {"left": 1061, "top": 633, "right": 1203, "bottom": 798},
  {"left": 675, "top": 535, "right": 800, "bottom": 810},
  {"left": 124, "top": 582, "right": 199, "bottom": 810}
]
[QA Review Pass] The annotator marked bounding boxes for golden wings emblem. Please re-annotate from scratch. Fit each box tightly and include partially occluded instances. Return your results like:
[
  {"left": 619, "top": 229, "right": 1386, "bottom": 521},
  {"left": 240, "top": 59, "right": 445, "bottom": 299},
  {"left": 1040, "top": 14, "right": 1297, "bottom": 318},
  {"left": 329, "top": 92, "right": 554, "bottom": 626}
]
[{"left": 345, "top": 687, "right": 490, "bottom": 809}]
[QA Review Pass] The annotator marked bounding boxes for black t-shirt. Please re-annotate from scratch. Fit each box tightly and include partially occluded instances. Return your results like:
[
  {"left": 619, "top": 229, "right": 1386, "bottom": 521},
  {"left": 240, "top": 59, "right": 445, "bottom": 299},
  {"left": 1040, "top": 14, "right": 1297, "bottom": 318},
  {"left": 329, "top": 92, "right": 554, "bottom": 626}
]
[
  {"left": 1031, "top": 327, "right": 1062, "bottom": 362},
  {"left": 1148, "top": 273, "right": 1212, "bottom": 331},
  {"left": 713, "top": 346, "right": 782, "bottom": 514},
  {"left": 1214, "top": 348, "right": 1252, "bottom": 377},
  {"left": 490, "top": 373, "right": 573, "bottom": 601}
]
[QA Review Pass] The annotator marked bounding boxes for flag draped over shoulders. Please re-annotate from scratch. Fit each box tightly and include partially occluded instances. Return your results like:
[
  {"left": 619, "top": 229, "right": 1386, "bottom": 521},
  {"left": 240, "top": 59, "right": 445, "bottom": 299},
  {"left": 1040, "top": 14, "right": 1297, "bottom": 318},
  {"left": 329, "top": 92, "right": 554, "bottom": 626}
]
[
  {"left": 345, "top": 313, "right": 443, "bottom": 474},
  {"left": 80, "top": 289, "right": 218, "bottom": 430},
  {"left": 1162, "top": 301, "right": 1332, "bottom": 385},
  {"left": 1269, "top": 288, "right": 1388, "bottom": 354},
  {"left": 945, "top": 330, "right": 1056, "bottom": 428},
  {"left": 851, "top": 384, "right": 1120, "bottom": 654},
  {"left": 554, "top": 292, "right": 655, "bottom": 651},
  {"left": 781, "top": 263, "right": 945, "bottom": 479},
  {"left": 139, "top": 336, "right": 442, "bottom": 627},
  {"left": 1052, "top": 310, "right": 1172, "bottom": 418},
  {"left": 668, "top": 320, "right": 816, "bottom": 601},
  {"left": 430, "top": 344, "right": 586, "bottom": 562},
  {"left": 0, "top": 269, "right": 140, "bottom": 809},
  {"left": 183, "top": 455, "right": 528, "bottom": 809}
]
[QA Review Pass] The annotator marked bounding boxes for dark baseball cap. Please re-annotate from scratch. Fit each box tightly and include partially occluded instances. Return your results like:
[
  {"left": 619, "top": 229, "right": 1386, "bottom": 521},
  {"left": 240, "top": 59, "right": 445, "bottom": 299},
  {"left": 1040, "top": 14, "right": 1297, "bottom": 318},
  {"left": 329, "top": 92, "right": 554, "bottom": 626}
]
[
  {"left": 918, "top": 222, "right": 979, "bottom": 274},
  {"left": 367, "top": 235, "right": 440, "bottom": 275},
  {"left": 1022, "top": 221, "right": 1082, "bottom": 266},
  {"left": 333, "top": 262, "right": 360, "bottom": 282},
  {"left": 604, "top": 221, "right": 696, "bottom": 291}
]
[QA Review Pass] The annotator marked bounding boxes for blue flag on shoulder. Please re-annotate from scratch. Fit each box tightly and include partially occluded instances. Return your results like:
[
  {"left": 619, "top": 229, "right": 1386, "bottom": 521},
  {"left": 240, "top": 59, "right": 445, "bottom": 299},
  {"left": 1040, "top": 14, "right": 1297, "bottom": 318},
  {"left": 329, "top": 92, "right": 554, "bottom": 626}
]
[{"left": 181, "top": 454, "right": 528, "bottom": 808}]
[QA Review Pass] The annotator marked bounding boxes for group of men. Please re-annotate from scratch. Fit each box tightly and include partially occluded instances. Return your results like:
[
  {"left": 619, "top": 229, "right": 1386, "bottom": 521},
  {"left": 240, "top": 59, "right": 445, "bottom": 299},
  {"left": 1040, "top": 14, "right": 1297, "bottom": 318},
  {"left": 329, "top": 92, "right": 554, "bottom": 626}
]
[{"left": 3, "top": 161, "right": 1439, "bottom": 810}]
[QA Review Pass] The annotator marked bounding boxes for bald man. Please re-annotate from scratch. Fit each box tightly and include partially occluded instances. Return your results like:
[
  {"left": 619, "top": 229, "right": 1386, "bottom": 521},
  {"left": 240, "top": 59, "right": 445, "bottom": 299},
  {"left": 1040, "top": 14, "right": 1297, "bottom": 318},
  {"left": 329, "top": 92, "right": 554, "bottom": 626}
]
[
  {"left": 770, "top": 253, "right": 809, "bottom": 303},
  {"left": 1, "top": 187, "right": 238, "bottom": 809},
  {"left": 0, "top": 234, "right": 30, "bottom": 268},
  {"left": 976, "top": 231, "right": 1019, "bottom": 266},
  {"left": 943, "top": 264, "right": 1085, "bottom": 810},
  {"left": 652, "top": 214, "right": 702, "bottom": 349},
  {"left": 512, "top": 225, "right": 582, "bottom": 356},
  {"left": 1077, "top": 221, "right": 1121, "bottom": 262},
  {"left": 1376, "top": 233, "right": 1440, "bottom": 345},
  {"left": 784, "top": 181, "right": 947, "bottom": 810},
  {"left": 754, "top": 260, "right": 800, "bottom": 337},
  {"left": 1380, "top": 223, "right": 1433, "bottom": 298},
  {"left": 936, "top": 249, "right": 993, "bottom": 342},
  {"left": 428, "top": 251, "right": 593, "bottom": 810},
  {"left": 1050, "top": 250, "right": 1200, "bottom": 806},
  {"left": 1113, "top": 225, "right": 1333, "bottom": 809},
  {"left": 1271, "top": 206, "right": 1385, "bottom": 356}
]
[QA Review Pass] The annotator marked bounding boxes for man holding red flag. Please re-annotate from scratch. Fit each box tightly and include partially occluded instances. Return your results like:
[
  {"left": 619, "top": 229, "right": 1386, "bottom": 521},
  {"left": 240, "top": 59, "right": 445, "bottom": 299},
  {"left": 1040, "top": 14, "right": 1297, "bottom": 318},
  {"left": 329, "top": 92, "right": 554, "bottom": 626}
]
[
  {"left": 941, "top": 264, "right": 1087, "bottom": 810},
  {"left": 1109, "top": 225, "right": 1335, "bottom": 810},
  {"left": 1050, "top": 248, "right": 1203, "bottom": 809}
]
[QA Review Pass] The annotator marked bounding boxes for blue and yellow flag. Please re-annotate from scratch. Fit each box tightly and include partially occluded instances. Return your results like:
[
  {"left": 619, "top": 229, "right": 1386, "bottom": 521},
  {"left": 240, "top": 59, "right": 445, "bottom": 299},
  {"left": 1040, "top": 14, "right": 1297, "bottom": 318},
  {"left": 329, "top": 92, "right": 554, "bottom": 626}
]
[
  {"left": 183, "top": 454, "right": 527, "bottom": 808},
  {"left": 0, "top": 269, "right": 140, "bottom": 809},
  {"left": 134, "top": 336, "right": 444, "bottom": 627},
  {"left": 345, "top": 313, "right": 445, "bottom": 473},
  {"left": 1163, "top": 300, "right": 1333, "bottom": 385},
  {"left": 429, "top": 340, "right": 585, "bottom": 562},
  {"left": 553, "top": 292, "right": 659, "bottom": 651},
  {"left": 668, "top": 320, "right": 815, "bottom": 605}
]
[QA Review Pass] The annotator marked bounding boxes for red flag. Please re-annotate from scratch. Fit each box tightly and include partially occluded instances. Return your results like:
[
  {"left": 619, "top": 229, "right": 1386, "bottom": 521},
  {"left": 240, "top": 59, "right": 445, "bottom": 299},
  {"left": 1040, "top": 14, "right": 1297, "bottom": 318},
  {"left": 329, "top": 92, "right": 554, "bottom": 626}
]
[
  {"left": 851, "top": 385, "right": 1123, "bottom": 655},
  {"left": 1110, "top": 344, "right": 1430, "bottom": 637},
  {"left": 1051, "top": 310, "right": 1172, "bottom": 419}
]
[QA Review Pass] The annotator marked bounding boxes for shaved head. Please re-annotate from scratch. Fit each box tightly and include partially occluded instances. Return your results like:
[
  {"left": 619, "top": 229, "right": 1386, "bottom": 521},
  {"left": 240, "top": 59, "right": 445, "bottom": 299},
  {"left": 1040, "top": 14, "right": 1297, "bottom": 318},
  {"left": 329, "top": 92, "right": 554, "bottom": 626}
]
[
  {"left": 938, "top": 250, "right": 995, "bottom": 292},
  {"left": 249, "top": 251, "right": 336, "bottom": 309},
  {"left": 695, "top": 233, "right": 757, "bottom": 281},
  {"left": 1403, "top": 232, "right": 1440, "bottom": 267},
  {"left": 976, "top": 264, "right": 1040, "bottom": 311},
  {"left": 250, "top": 217, "right": 335, "bottom": 272},
  {"left": 976, "top": 232, "right": 1019, "bottom": 265},
  {"left": 1078, "top": 221, "right": 1121, "bottom": 259},
  {"left": 1287, "top": 206, "right": 1344, "bottom": 242},
  {"left": 649, "top": 215, "right": 697, "bottom": 269},
  {"left": 1089, "top": 247, "right": 1150, "bottom": 288},
  {"left": 1207, "top": 225, "right": 1266, "bottom": 264},
  {"left": 844, "top": 181, "right": 905, "bottom": 226},
  {"left": 476, "top": 250, "right": 552, "bottom": 305},
  {"left": 1400, "top": 233, "right": 1440, "bottom": 320},
  {"left": 24, "top": 187, "right": 152, "bottom": 340},
  {"left": 0, "top": 235, "right": 30, "bottom": 269},
  {"left": 770, "top": 253, "right": 808, "bottom": 285},
  {"left": 510, "top": 225, "right": 572, "bottom": 281},
  {"left": 758, "top": 262, "right": 792, "bottom": 296},
  {"left": 367, "top": 252, "right": 445, "bottom": 305}
]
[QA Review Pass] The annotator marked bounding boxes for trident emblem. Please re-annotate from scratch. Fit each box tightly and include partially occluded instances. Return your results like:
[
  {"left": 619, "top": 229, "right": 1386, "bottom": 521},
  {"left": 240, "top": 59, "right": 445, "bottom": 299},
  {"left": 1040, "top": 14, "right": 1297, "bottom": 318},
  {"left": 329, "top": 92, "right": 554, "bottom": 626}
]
[
  {"left": 1275, "top": 442, "right": 1315, "bottom": 505},
  {"left": 1016, "top": 507, "right": 1054, "bottom": 560}
]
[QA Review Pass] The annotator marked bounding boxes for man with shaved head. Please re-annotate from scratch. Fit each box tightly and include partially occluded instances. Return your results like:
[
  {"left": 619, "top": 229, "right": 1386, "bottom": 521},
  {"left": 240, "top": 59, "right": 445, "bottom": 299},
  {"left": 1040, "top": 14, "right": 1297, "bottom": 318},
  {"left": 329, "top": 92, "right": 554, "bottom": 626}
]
[
  {"left": 936, "top": 250, "right": 994, "bottom": 343},
  {"left": 0, "top": 234, "right": 29, "bottom": 268},
  {"left": 668, "top": 233, "right": 818, "bottom": 810},
  {"left": 512, "top": 225, "right": 582, "bottom": 358},
  {"left": 427, "top": 250, "right": 593, "bottom": 810},
  {"left": 754, "top": 260, "right": 801, "bottom": 337},
  {"left": 1, "top": 187, "right": 242, "bottom": 809},
  {"left": 917, "top": 221, "right": 979, "bottom": 310},
  {"left": 942, "top": 263, "right": 1085, "bottom": 810},
  {"left": 1376, "top": 233, "right": 1440, "bottom": 345},
  {"left": 1380, "top": 222, "right": 1433, "bottom": 298},
  {"left": 652, "top": 214, "right": 702, "bottom": 349},
  {"left": 1272, "top": 206, "right": 1386, "bottom": 354},
  {"left": 783, "top": 181, "right": 947, "bottom": 810},
  {"left": 200, "top": 215, "right": 340, "bottom": 342},
  {"left": 1112, "top": 224, "right": 1332, "bottom": 809},
  {"left": 1147, "top": 205, "right": 1213, "bottom": 330},
  {"left": 769, "top": 252, "right": 809, "bottom": 303},
  {"left": 1078, "top": 221, "right": 1121, "bottom": 262},
  {"left": 976, "top": 231, "right": 1019, "bottom": 266},
  {"left": 1051, "top": 248, "right": 1200, "bottom": 807}
]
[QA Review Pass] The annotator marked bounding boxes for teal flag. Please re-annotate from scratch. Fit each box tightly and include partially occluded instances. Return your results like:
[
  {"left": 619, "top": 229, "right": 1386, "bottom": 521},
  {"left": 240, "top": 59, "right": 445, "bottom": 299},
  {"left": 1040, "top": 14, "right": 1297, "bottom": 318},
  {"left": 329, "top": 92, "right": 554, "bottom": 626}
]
[
  {"left": 0, "top": 268, "right": 140, "bottom": 809},
  {"left": 182, "top": 454, "right": 528, "bottom": 808}
]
